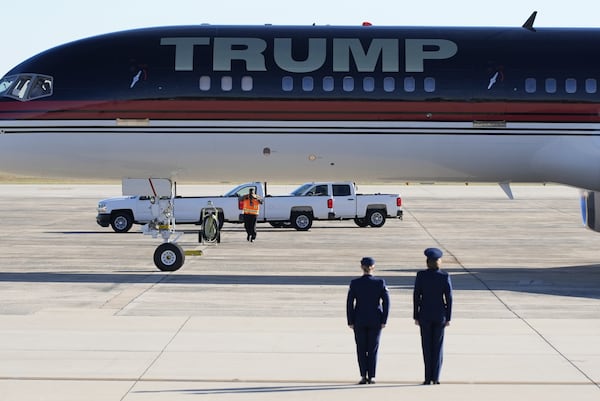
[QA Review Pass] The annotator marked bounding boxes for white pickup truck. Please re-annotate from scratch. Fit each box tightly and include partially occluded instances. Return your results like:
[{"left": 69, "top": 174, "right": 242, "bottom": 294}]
[{"left": 96, "top": 181, "right": 402, "bottom": 232}]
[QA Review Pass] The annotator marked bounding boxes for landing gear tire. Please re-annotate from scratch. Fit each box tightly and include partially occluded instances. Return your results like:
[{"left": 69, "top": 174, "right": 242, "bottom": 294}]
[
  {"left": 292, "top": 212, "right": 313, "bottom": 231},
  {"left": 154, "top": 243, "right": 185, "bottom": 271},
  {"left": 367, "top": 209, "right": 386, "bottom": 228},
  {"left": 354, "top": 217, "right": 369, "bottom": 227}
]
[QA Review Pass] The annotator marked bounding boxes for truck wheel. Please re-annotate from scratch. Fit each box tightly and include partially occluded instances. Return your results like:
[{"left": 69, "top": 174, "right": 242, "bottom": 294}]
[
  {"left": 354, "top": 217, "right": 369, "bottom": 227},
  {"left": 367, "top": 209, "right": 386, "bottom": 228},
  {"left": 292, "top": 212, "right": 313, "bottom": 231},
  {"left": 110, "top": 211, "right": 133, "bottom": 233},
  {"left": 153, "top": 243, "right": 185, "bottom": 271}
]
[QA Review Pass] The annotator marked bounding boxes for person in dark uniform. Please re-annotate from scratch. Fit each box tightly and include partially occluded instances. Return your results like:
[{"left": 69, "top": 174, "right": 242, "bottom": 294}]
[
  {"left": 413, "top": 247, "right": 453, "bottom": 385},
  {"left": 346, "top": 257, "right": 390, "bottom": 384}
]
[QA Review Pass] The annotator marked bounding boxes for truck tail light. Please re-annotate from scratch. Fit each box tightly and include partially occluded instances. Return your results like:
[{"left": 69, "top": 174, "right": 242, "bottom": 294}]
[
  {"left": 396, "top": 197, "right": 402, "bottom": 207},
  {"left": 238, "top": 199, "right": 244, "bottom": 210},
  {"left": 327, "top": 198, "right": 334, "bottom": 209}
]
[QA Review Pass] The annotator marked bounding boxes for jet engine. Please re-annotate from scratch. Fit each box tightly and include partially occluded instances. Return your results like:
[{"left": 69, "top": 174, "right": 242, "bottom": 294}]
[{"left": 582, "top": 191, "right": 600, "bottom": 233}]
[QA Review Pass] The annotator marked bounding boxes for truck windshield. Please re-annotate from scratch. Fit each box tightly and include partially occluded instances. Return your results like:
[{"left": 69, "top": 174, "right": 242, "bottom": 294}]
[
  {"left": 290, "top": 183, "right": 313, "bottom": 196},
  {"left": 0, "top": 74, "right": 53, "bottom": 101},
  {"left": 224, "top": 183, "right": 257, "bottom": 197},
  {"left": 223, "top": 184, "right": 248, "bottom": 197}
]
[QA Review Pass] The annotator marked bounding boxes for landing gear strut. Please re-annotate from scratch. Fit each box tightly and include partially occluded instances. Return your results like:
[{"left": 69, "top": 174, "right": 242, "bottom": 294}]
[{"left": 122, "top": 178, "right": 199, "bottom": 271}]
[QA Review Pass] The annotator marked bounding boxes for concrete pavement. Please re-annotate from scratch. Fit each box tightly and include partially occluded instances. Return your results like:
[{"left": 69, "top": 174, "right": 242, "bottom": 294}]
[{"left": 0, "top": 183, "right": 598, "bottom": 400}]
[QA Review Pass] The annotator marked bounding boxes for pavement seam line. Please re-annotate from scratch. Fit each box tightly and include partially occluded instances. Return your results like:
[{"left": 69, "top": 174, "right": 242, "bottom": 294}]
[
  {"left": 101, "top": 271, "right": 171, "bottom": 313},
  {"left": 119, "top": 315, "right": 192, "bottom": 401},
  {"left": 408, "top": 208, "right": 599, "bottom": 391}
]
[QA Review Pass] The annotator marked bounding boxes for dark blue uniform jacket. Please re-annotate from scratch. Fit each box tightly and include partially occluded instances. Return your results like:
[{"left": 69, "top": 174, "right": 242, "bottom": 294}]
[
  {"left": 413, "top": 269, "right": 453, "bottom": 323},
  {"left": 347, "top": 274, "right": 390, "bottom": 327}
]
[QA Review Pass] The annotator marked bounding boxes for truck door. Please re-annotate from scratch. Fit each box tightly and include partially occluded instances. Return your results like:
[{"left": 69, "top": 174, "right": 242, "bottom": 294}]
[
  {"left": 134, "top": 196, "right": 155, "bottom": 222},
  {"left": 171, "top": 197, "right": 198, "bottom": 223},
  {"left": 331, "top": 184, "right": 356, "bottom": 218}
]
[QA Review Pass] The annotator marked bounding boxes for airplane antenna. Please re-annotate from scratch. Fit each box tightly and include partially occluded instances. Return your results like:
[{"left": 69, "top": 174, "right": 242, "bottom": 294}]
[{"left": 522, "top": 11, "right": 537, "bottom": 31}]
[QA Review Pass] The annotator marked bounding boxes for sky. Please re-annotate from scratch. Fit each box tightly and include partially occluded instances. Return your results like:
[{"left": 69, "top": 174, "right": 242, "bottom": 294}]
[{"left": 1, "top": 0, "right": 598, "bottom": 75}]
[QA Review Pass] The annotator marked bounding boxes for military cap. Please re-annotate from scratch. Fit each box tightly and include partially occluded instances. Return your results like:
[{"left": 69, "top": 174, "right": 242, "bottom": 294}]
[
  {"left": 424, "top": 247, "right": 443, "bottom": 259},
  {"left": 360, "top": 257, "right": 375, "bottom": 266}
]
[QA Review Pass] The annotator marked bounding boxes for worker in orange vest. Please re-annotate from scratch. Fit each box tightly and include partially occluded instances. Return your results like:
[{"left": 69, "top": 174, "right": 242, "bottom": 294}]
[{"left": 242, "top": 188, "right": 262, "bottom": 242}]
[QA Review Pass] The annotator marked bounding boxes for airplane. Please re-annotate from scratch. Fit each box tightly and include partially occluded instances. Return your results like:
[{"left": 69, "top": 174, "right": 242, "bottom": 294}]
[{"left": 2, "top": 12, "right": 600, "bottom": 269}]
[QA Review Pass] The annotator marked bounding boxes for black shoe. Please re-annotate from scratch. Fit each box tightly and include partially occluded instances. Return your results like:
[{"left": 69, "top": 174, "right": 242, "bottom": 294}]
[
  {"left": 422, "top": 381, "right": 431, "bottom": 385},
  {"left": 433, "top": 381, "right": 440, "bottom": 385},
  {"left": 367, "top": 378, "right": 376, "bottom": 384},
  {"left": 246, "top": 234, "right": 250, "bottom": 241},
  {"left": 357, "top": 377, "right": 368, "bottom": 385}
]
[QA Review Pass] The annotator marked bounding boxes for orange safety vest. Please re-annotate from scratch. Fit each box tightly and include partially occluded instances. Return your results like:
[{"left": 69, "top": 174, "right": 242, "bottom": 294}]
[{"left": 242, "top": 195, "right": 260, "bottom": 215}]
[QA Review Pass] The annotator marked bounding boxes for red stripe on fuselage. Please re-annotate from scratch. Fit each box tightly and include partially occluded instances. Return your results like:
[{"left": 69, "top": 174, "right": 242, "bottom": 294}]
[{"left": 0, "top": 99, "right": 599, "bottom": 122}]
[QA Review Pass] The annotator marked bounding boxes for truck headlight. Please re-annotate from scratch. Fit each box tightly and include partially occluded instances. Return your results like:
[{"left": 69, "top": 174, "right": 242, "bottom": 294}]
[{"left": 97, "top": 202, "right": 107, "bottom": 213}]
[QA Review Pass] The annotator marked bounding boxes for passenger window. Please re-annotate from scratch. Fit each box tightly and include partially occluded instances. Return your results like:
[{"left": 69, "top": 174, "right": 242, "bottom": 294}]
[
  {"left": 525, "top": 78, "right": 536, "bottom": 93},
  {"left": 323, "top": 76, "right": 334, "bottom": 92},
  {"left": 363, "top": 77, "right": 375, "bottom": 92},
  {"left": 241, "top": 76, "right": 253, "bottom": 91},
  {"left": 586, "top": 78, "right": 597, "bottom": 94},
  {"left": 302, "top": 76, "right": 314, "bottom": 91},
  {"left": 282, "top": 76, "right": 293, "bottom": 91},
  {"left": 221, "top": 76, "right": 233, "bottom": 91},
  {"left": 565, "top": 78, "right": 577, "bottom": 94},
  {"left": 383, "top": 77, "right": 395, "bottom": 92},
  {"left": 545, "top": 78, "right": 557, "bottom": 94},
  {"left": 199, "top": 76, "right": 211, "bottom": 91},
  {"left": 404, "top": 77, "right": 415, "bottom": 92},
  {"left": 343, "top": 76, "right": 354, "bottom": 92},
  {"left": 424, "top": 77, "right": 436, "bottom": 93},
  {"left": 332, "top": 185, "right": 351, "bottom": 196}
]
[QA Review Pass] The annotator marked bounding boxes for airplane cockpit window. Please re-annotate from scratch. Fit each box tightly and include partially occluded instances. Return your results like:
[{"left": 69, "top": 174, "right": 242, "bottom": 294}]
[
  {"left": 0, "top": 74, "right": 53, "bottom": 101},
  {"left": 0, "top": 76, "right": 16, "bottom": 94}
]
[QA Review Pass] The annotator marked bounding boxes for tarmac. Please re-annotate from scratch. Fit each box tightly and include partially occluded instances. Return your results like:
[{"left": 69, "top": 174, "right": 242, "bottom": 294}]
[{"left": 0, "top": 183, "right": 598, "bottom": 401}]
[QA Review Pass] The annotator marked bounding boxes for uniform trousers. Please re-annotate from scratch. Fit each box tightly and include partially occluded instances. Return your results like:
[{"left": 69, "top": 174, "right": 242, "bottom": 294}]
[
  {"left": 353, "top": 325, "right": 382, "bottom": 379},
  {"left": 419, "top": 320, "right": 445, "bottom": 383}
]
